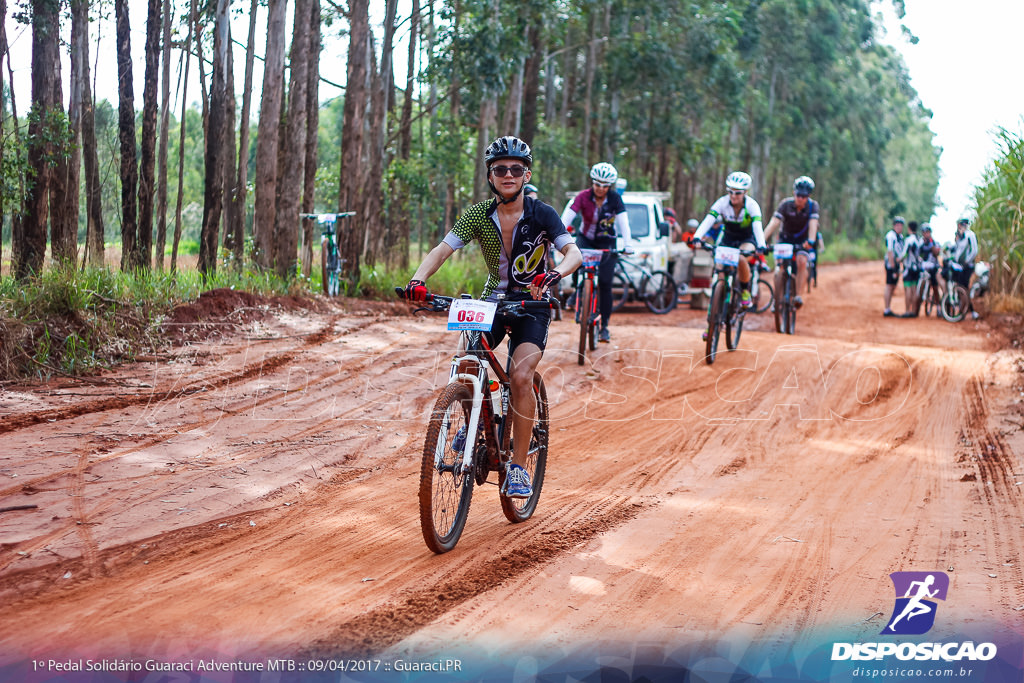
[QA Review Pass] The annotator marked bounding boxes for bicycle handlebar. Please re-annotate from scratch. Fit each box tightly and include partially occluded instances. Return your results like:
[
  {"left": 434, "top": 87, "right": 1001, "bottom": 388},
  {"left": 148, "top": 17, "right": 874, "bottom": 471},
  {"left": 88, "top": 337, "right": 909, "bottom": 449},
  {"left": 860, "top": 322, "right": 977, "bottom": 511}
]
[{"left": 394, "top": 287, "right": 556, "bottom": 315}]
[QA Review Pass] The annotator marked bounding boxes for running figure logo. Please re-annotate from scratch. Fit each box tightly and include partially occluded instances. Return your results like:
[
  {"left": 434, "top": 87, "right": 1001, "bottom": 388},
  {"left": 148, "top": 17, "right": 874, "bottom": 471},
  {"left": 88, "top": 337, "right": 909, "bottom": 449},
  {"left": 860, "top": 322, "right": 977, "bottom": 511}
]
[{"left": 882, "top": 572, "right": 949, "bottom": 635}]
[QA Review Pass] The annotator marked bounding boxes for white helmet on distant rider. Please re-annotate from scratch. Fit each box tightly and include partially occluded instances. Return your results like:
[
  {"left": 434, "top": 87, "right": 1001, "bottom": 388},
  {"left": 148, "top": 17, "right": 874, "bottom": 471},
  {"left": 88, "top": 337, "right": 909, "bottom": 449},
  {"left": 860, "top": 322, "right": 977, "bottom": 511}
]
[
  {"left": 590, "top": 162, "right": 618, "bottom": 186},
  {"left": 793, "top": 175, "right": 815, "bottom": 196},
  {"left": 725, "top": 171, "right": 752, "bottom": 192}
]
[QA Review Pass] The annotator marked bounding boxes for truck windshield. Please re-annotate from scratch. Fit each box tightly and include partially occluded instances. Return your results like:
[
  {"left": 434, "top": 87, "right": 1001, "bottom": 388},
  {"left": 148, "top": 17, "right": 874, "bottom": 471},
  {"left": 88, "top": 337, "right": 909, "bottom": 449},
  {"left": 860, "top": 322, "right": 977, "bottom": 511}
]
[{"left": 624, "top": 203, "right": 650, "bottom": 238}]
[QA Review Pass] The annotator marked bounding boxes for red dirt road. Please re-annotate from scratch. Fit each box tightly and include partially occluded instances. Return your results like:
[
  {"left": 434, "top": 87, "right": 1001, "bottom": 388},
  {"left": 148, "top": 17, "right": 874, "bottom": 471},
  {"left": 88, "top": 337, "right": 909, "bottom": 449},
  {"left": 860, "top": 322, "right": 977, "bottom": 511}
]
[{"left": 1, "top": 261, "right": 1022, "bottom": 679}]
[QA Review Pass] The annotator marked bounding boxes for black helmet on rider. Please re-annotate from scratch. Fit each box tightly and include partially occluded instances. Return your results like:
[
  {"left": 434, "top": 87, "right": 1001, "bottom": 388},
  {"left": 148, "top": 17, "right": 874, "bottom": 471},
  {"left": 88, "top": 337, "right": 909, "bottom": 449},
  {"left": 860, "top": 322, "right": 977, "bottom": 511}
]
[
  {"left": 485, "top": 135, "right": 532, "bottom": 168},
  {"left": 485, "top": 135, "right": 532, "bottom": 204},
  {"left": 793, "top": 175, "right": 814, "bottom": 196}
]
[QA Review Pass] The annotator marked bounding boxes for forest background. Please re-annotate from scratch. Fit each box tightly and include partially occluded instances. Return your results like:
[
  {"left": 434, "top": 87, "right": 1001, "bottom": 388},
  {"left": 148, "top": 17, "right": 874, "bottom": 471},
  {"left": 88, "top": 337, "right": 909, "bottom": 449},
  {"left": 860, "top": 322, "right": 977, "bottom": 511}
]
[{"left": 0, "top": 0, "right": 1021, "bottom": 374}]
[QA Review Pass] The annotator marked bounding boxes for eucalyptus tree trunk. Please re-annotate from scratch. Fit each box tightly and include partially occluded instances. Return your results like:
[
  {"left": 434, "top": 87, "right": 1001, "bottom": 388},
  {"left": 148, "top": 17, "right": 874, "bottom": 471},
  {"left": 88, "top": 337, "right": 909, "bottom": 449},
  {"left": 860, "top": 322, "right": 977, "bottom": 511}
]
[
  {"left": 521, "top": 16, "right": 543, "bottom": 145},
  {"left": 300, "top": 0, "right": 321, "bottom": 278},
  {"left": 272, "top": 0, "right": 311, "bottom": 279},
  {"left": 198, "top": 0, "right": 229, "bottom": 276},
  {"left": 137, "top": 0, "right": 163, "bottom": 271},
  {"left": 390, "top": 0, "right": 419, "bottom": 269},
  {"left": 338, "top": 0, "right": 369, "bottom": 285},
  {"left": 231, "top": 0, "right": 260, "bottom": 266},
  {"left": 65, "top": 0, "right": 88, "bottom": 268},
  {"left": 172, "top": 0, "right": 197, "bottom": 273},
  {"left": 115, "top": 0, "right": 139, "bottom": 271},
  {"left": 253, "top": 0, "right": 288, "bottom": 268},
  {"left": 47, "top": 39, "right": 72, "bottom": 266},
  {"left": 154, "top": 0, "right": 171, "bottom": 270},
  {"left": 441, "top": 2, "right": 459, "bottom": 239},
  {"left": 222, "top": 31, "right": 238, "bottom": 256},
  {"left": 17, "top": 0, "right": 61, "bottom": 278},
  {"left": 362, "top": 0, "right": 397, "bottom": 266},
  {"left": 79, "top": 2, "right": 103, "bottom": 268}
]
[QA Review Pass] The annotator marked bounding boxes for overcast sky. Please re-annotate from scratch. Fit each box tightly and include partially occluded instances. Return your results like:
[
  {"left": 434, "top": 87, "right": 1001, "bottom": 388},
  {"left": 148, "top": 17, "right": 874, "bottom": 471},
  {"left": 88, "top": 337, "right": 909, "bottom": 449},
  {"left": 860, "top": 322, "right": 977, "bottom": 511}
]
[
  {"left": 5, "top": 1, "right": 1022, "bottom": 245},
  {"left": 880, "top": 0, "right": 1024, "bottom": 242}
]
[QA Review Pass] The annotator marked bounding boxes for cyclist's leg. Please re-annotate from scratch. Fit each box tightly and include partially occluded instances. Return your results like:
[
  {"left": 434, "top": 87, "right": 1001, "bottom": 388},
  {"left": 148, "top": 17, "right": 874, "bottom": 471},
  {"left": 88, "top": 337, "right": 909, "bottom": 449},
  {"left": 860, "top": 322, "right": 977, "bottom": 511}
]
[
  {"left": 794, "top": 251, "right": 809, "bottom": 295},
  {"left": 506, "top": 312, "right": 550, "bottom": 469},
  {"left": 596, "top": 248, "right": 617, "bottom": 331}
]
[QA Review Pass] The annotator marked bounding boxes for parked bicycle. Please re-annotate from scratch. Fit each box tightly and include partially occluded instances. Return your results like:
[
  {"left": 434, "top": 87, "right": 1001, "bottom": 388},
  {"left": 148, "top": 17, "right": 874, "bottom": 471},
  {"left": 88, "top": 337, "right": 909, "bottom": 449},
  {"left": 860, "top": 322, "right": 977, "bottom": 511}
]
[
  {"left": 397, "top": 290, "right": 554, "bottom": 554},
  {"left": 773, "top": 242, "right": 798, "bottom": 334},
  {"left": 301, "top": 211, "right": 355, "bottom": 296},
  {"left": 608, "top": 252, "right": 677, "bottom": 314},
  {"left": 912, "top": 267, "right": 942, "bottom": 317},
  {"left": 940, "top": 261, "right": 990, "bottom": 322},
  {"left": 697, "top": 241, "right": 756, "bottom": 364}
]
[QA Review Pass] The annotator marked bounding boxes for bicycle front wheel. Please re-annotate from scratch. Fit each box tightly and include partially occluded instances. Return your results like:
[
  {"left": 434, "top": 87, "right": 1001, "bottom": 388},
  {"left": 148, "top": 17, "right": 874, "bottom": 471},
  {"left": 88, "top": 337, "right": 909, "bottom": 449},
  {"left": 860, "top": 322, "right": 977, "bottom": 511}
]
[
  {"left": 321, "top": 245, "right": 331, "bottom": 296},
  {"left": 706, "top": 279, "right": 726, "bottom": 364},
  {"left": 419, "top": 383, "right": 476, "bottom": 554},
  {"left": 726, "top": 287, "right": 744, "bottom": 350},
  {"left": 643, "top": 270, "right": 677, "bottom": 314},
  {"left": 499, "top": 374, "right": 549, "bottom": 523},
  {"left": 941, "top": 285, "right": 969, "bottom": 323},
  {"left": 577, "top": 279, "right": 593, "bottom": 365},
  {"left": 774, "top": 274, "right": 787, "bottom": 334}
]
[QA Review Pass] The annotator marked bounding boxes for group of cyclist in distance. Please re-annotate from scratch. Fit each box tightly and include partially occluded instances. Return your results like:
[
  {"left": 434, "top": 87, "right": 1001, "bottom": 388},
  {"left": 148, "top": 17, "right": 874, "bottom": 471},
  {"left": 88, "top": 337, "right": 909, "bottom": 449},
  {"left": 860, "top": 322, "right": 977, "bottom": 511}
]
[
  {"left": 398, "top": 132, "right": 836, "bottom": 499},
  {"left": 883, "top": 214, "right": 981, "bottom": 319}
]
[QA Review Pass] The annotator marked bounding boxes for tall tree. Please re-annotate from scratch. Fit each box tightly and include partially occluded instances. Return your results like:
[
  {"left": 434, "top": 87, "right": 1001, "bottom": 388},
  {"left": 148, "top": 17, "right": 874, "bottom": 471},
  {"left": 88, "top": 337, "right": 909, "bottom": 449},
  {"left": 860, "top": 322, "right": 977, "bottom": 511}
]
[
  {"left": 363, "top": 0, "right": 397, "bottom": 264},
  {"left": 172, "top": 0, "right": 197, "bottom": 273},
  {"left": 337, "top": 0, "right": 369, "bottom": 285},
  {"left": 272, "top": 0, "right": 311, "bottom": 278},
  {"left": 76, "top": 0, "right": 104, "bottom": 268},
  {"left": 300, "top": 0, "right": 321, "bottom": 278},
  {"left": 154, "top": 0, "right": 172, "bottom": 270},
  {"left": 253, "top": 0, "right": 288, "bottom": 268},
  {"left": 198, "top": 0, "right": 230, "bottom": 275},
  {"left": 136, "top": 0, "right": 163, "bottom": 271},
  {"left": 17, "top": 0, "right": 62, "bottom": 278},
  {"left": 115, "top": 0, "right": 139, "bottom": 271},
  {"left": 229, "top": 0, "right": 260, "bottom": 266}
]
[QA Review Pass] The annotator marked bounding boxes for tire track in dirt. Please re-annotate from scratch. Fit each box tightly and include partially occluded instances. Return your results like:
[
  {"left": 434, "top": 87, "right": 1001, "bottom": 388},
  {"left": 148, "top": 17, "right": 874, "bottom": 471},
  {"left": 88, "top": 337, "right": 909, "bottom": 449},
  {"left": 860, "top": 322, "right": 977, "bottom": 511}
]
[{"left": 301, "top": 498, "right": 651, "bottom": 657}]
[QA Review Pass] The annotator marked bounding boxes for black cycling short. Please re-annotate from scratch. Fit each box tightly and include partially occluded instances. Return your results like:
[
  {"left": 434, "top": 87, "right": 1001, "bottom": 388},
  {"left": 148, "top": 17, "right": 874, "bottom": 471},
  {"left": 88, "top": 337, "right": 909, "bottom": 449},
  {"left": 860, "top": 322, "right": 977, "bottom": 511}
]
[
  {"left": 720, "top": 233, "right": 755, "bottom": 250},
  {"left": 485, "top": 294, "right": 551, "bottom": 354},
  {"left": 885, "top": 266, "right": 900, "bottom": 286}
]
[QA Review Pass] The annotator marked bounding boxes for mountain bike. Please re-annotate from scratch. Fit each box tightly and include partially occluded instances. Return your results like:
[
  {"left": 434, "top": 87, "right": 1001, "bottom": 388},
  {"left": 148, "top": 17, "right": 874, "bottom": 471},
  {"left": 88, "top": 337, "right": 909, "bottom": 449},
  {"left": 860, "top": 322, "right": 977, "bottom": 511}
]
[
  {"left": 773, "top": 243, "right": 798, "bottom": 334},
  {"left": 698, "top": 241, "right": 756, "bottom": 364},
  {"left": 912, "top": 267, "right": 941, "bottom": 317},
  {"left": 574, "top": 248, "right": 626, "bottom": 365},
  {"left": 749, "top": 255, "right": 774, "bottom": 314},
  {"left": 397, "top": 290, "right": 553, "bottom": 554},
  {"left": 608, "top": 253, "right": 677, "bottom": 314},
  {"left": 301, "top": 211, "right": 355, "bottom": 296},
  {"left": 940, "top": 261, "right": 989, "bottom": 322}
]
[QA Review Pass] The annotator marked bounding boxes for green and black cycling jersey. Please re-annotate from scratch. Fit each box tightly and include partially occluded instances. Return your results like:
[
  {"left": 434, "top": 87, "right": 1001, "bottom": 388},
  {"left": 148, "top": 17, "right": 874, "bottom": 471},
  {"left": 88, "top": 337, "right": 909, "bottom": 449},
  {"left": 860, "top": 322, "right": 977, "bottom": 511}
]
[{"left": 442, "top": 197, "right": 575, "bottom": 299}]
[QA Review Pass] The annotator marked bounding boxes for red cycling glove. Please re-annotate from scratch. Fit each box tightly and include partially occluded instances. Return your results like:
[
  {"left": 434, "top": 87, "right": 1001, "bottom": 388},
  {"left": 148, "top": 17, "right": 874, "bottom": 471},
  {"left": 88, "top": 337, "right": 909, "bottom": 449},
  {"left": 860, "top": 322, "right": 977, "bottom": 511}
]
[
  {"left": 404, "top": 279, "right": 429, "bottom": 302},
  {"left": 531, "top": 270, "right": 562, "bottom": 291}
]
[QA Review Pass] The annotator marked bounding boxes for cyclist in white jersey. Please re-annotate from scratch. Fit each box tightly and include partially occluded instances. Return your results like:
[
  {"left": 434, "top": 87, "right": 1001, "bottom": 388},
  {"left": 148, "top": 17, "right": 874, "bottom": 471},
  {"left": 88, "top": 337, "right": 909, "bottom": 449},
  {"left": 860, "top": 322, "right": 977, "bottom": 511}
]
[{"left": 883, "top": 216, "right": 905, "bottom": 317}]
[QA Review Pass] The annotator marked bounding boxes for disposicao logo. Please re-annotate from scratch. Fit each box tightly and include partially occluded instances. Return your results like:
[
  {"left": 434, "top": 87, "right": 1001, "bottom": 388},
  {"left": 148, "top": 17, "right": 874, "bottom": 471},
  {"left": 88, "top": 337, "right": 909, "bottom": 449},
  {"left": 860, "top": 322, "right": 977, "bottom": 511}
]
[
  {"left": 881, "top": 571, "right": 948, "bottom": 635},
  {"left": 831, "top": 570, "right": 998, "bottom": 663}
]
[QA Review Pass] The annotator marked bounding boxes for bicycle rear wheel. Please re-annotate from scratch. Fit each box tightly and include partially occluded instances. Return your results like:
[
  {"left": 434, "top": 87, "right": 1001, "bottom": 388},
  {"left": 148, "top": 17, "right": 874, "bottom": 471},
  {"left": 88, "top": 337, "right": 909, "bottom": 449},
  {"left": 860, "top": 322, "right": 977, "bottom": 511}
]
[
  {"left": 941, "top": 285, "right": 969, "bottom": 322},
  {"left": 754, "top": 279, "right": 773, "bottom": 314},
  {"left": 499, "top": 374, "right": 548, "bottom": 523},
  {"left": 577, "top": 279, "right": 593, "bottom": 365},
  {"left": 643, "top": 270, "right": 677, "bottom": 314},
  {"left": 705, "top": 279, "right": 726, "bottom": 364},
  {"left": 419, "top": 383, "right": 476, "bottom": 553}
]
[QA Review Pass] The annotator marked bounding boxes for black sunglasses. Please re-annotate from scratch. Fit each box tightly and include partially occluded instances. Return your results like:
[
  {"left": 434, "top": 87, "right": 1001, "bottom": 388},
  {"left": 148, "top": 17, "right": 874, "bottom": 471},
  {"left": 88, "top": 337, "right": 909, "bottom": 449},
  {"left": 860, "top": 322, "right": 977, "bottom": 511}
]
[{"left": 491, "top": 165, "right": 527, "bottom": 178}]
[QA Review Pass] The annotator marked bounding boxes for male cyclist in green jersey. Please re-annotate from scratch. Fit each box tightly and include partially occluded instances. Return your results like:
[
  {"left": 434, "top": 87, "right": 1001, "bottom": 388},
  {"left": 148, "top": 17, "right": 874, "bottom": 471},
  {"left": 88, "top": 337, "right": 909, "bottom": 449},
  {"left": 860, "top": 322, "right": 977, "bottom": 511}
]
[{"left": 402, "top": 136, "right": 582, "bottom": 499}]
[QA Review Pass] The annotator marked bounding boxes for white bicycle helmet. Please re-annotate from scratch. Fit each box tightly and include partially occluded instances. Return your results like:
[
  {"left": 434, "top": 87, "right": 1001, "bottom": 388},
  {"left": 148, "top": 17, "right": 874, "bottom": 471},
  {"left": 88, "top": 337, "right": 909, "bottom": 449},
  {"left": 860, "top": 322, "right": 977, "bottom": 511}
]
[
  {"left": 590, "top": 162, "right": 618, "bottom": 185},
  {"left": 725, "top": 171, "right": 752, "bottom": 191},
  {"left": 793, "top": 175, "right": 814, "bottom": 195}
]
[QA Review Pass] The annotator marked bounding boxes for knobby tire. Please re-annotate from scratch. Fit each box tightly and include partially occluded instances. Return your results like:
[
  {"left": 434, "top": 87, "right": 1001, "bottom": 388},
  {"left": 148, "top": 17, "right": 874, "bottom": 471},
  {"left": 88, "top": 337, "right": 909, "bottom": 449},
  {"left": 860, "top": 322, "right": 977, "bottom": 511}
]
[
  {"left": 706, "top": 279, "right": 726, "bottom": 364},
  {"left": 577, "top": 278, "right": 593, "bottom": 365},
  {"left": 643, "top": 270, "right": 678, "bottom": 314},
  {"left": 419, "top": 383, "right": 475, "bottom": 554},
  {"left": 726, "top": 283, "right": 744, "bottom": 350}
]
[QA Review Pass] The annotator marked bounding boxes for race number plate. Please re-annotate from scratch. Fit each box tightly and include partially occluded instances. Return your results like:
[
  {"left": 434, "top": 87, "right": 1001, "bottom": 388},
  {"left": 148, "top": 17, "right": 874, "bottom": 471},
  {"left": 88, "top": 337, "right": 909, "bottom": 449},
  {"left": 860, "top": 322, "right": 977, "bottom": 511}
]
[
  {"left": 580, "top": 249, "right": 604, "bottom": 267},
  {"left": 715, "top": 246, "right": 741, "bottom": 267},
  {"left": 448, "top": 299, "right": 497, "bottom": 331},
  {"left": 773, "top": 243, "right": 794, "bottom": 259}
]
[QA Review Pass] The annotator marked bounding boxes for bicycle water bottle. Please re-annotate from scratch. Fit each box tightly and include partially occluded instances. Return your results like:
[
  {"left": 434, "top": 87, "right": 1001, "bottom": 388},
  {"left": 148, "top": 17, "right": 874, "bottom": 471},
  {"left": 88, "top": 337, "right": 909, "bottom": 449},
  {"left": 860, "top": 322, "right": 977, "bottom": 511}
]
[{"left": 488, "top": 379, "right": 502, "bottom": 418}]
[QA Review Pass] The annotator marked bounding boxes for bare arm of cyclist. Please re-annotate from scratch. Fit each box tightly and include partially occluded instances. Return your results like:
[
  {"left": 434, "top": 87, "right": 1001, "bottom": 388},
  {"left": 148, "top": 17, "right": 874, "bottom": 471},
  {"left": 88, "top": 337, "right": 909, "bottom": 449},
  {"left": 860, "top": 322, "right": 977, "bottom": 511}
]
[
  {"left": 763, "top": 215, "right": 781, "bottom": 242},
  {"left": 807, "top": 217, "right": 819, "bottom": 247}
]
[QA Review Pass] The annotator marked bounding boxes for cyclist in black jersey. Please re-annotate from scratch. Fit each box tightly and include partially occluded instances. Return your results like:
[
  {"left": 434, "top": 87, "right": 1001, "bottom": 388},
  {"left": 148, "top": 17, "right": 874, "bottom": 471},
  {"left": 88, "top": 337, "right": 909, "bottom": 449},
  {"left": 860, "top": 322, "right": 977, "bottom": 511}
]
[
  {"left": 402, "top": 136, "right": 583, "bottom": 499},
  {"left": 763, "top": 175, "right": 820, "bottom": 309}
]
